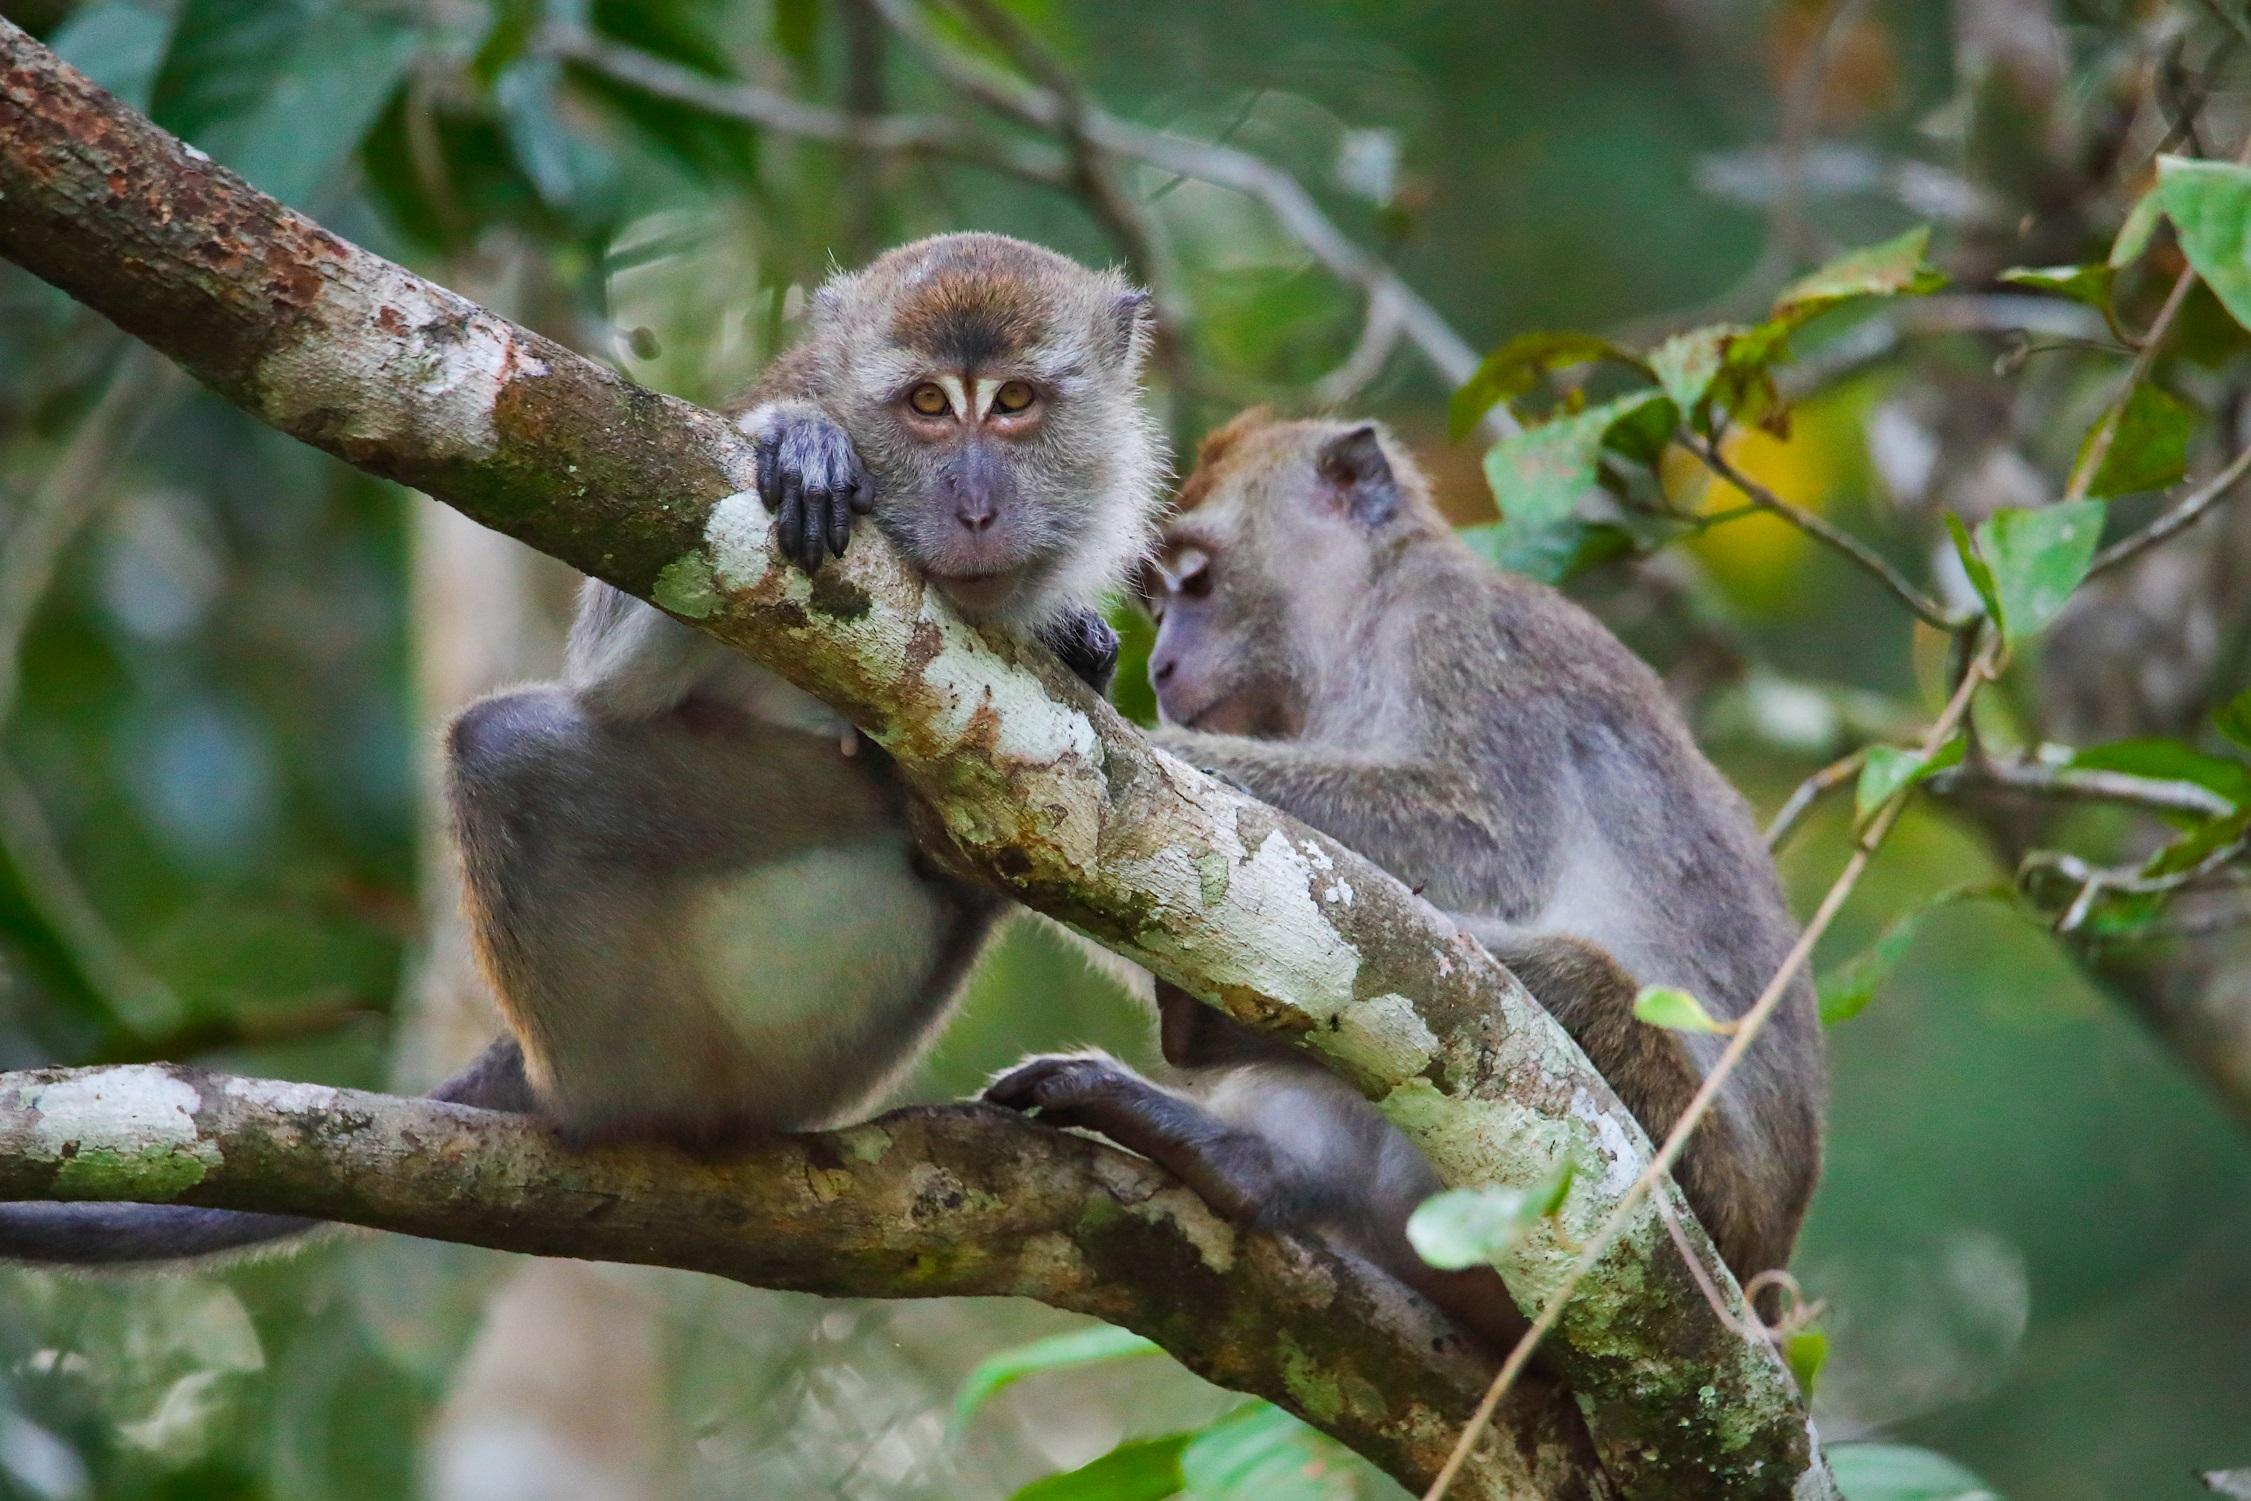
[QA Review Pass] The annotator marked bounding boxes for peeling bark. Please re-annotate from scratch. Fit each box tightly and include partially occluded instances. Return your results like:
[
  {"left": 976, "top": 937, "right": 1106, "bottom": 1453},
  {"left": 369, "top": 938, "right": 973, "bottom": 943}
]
[{"left": 0, "top": 21, "right": 1831, "bottom": 1499}]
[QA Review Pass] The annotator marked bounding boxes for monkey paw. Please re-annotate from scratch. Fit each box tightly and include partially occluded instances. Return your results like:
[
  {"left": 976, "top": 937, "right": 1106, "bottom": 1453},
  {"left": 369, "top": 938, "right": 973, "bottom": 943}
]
[
  {"left": 983, "top": 1052, "right": 1151, "bottom": 1135},
  {"left": 1037, "top": 607, "right": 1121, "bottom": 694},
  {"left": 747, "top": 401, "right": 875, "bottom": 572}
]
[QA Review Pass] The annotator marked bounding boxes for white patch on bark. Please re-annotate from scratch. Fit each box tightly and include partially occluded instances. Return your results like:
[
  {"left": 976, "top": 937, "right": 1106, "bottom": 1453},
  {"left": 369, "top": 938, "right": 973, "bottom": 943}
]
[
  {"left": 220, "top": 1076, "right": 342, "bottom": 1116},
  {"left": 24, "top": 1068, "right": 210, "bottom": 1163},
  {"left": 703, "top": 491, "right": 775, "bottom": 593},
  {"left": 1575, "top": 1085, "right": 1645, "bottom": 1200},
  {"left": 1312, "top": 993, "right": 1438, "bottom": 1084},
  {"left": 256, "top": 267, "right": 544, "bottom": 463}
]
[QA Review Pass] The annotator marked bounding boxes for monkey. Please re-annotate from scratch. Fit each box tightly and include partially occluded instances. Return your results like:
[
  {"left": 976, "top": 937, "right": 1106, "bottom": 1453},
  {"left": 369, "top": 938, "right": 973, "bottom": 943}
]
[
  {"left": 984, "top": 411, "right": 1825, "bottom": 1348},
  {"left": 0, "top": 232, "right": 1166, "bottom": 1264}
]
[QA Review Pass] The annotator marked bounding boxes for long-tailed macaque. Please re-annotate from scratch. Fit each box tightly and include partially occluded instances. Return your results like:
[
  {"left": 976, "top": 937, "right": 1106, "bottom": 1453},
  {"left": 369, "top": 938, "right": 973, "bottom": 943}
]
[
  {"left": 987, "top": 412, "right": 1825, "bottom": 1348},
  {"left": 0, "top": 233, "right": 1166, "bottom": 1264}
]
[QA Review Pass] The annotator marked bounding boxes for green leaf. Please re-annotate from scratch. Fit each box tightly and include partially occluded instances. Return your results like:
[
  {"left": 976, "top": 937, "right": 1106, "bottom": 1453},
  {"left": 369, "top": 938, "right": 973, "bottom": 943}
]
[
  {"left": 1406, "top": 1163, "right": 1575, "bottom": 1270},
  {"left": 1771, "top": 227, "right": 1949, "bottom": 323},
  {"left": 2069, "top": 739, "right": 2251, "bottom": 810},
  {"left": 1632, "top": 985, "right": 1735, "bottom": 1034},
  {"left": 1179, "top": 1404, "right": 1356, "bottom": 1500},
  {"left": 1854, "top": 737, "right": 1965, "bottom": 823},
  {"left": 956, "top": 1326, "right": 1164, "bottom": 1424},
  {"left": 1012, "top": 1436, "right": 1189, "bottom": 1501},
  {"left": 2214, "top": 688, "right": 2251, "bottom": 753},
  {"left": 1944, "top": 513, "right": 2001, "bottom": 623},
  {"left": 1783, "top": 1324, "right": 1828, "bottom": 1399},
  {"left": 2074, "top": 383, "right": 2191, "bottom": 498},
  {"left": 1460, "top": 518, "right": 1637, "bottom": 585},
  {"left": 2112, "top": 184, "right": 2164, "bottom": 268},
  {"left": 153, "top": 0, "right": 420, "bottom": 209},
  {"left": 2158, "top": 156, "right": 2251, "bottom": 333},
  {"left": 49, "top": 1, "right": 174, "bottom": 112},
  {"left": 1648, "top": 325, "right": 1742, "bottom": 423},
  {"left": 1817, "top": 885, "right": 2003, "bottom": 1026},
  {"left": 1976, "top": 500, "right": 2106, "bottom": 647},
  {"left": 1472, "top": 390, "right": 1666, "bottom": 574},
  {"left": 1449, "top": 332, "right": 1633, "bottom": 441},
  {"left": 1829, "top": 1442, "right": 2002, "bottom": 1501},
  {"left": 2142, "top": 809, "right": 2251, "bottom": 879},
  {"left": 1997, "top": 262, "right": 2114, "bottom": 310}
]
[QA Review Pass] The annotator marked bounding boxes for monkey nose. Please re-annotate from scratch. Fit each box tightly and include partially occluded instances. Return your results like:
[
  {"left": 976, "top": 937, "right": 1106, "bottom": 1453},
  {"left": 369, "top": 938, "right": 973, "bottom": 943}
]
[
  {"left": 1152, "top": 656, "right": 1177, "bottom": 683},
  {"left": 954, "top": 494, "right": 997, "bottom": 533}
]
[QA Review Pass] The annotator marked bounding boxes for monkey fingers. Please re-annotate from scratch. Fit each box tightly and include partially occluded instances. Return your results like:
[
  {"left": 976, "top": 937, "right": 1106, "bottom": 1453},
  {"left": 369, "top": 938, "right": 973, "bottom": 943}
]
[
  {"left": 751, "top": 406, "right": 872, "bottom": 572},
  {"left": 986, "top": 1054, "right": 1275, "bottom": 1226},
  {"left": 983, "top": 1053, "right": 1150, "bottom": 1134},
  {"left": 1036, "top": 607, "right": 1122, "bottom": 693}
]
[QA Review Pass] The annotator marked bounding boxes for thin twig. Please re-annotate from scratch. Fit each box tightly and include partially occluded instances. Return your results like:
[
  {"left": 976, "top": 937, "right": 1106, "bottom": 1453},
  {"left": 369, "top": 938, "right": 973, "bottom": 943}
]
[
  {"left": 1684, "top": 433, "right": 1971, "bottom": 630},
  {"left": 2085, "top": 442, "right": 2251, "bottom": 577},
  {"left": 1932, "top": 754, "right": 2239, "bottom": 821},
  {"left": 1313, "top": 286, "right": 1407, "bottom": 407},
  {"left": 0, "top": 346, "right": 183, "bottom": 1034},
  {"left": 1766, "top": 747, "right": 1870, "bottom": 849},
  {"left": 544, "top": 24, "right": 1072, "bottom": 186}
]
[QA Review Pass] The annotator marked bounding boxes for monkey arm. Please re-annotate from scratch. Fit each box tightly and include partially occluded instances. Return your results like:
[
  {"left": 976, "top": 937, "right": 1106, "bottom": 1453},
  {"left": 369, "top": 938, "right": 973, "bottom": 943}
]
[{"left": 1150, "top": 727, "right": 1513, "bottom": 905}]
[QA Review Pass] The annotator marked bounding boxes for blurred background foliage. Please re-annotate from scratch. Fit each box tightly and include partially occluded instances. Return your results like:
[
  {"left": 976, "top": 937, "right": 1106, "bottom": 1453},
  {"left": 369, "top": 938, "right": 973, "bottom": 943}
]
[{"left": 1, "top": 0, "right": 2249, "bottom": 1496}]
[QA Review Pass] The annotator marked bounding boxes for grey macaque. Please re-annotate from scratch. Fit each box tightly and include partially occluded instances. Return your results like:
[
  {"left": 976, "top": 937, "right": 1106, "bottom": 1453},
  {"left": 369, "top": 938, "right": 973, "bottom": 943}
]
[
  {"left": 985, "top": 411, "right": 1825, "bottom": 1348},
  {"left": 0, "top": 233, "right": 1165, "bottom": 1263}
]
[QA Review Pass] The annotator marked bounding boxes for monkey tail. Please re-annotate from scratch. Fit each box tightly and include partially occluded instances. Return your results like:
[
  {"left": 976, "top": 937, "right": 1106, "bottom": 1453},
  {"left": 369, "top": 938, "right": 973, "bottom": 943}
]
[{"left": 0, "top": 1037, "right": 537, "bottom": 1268}]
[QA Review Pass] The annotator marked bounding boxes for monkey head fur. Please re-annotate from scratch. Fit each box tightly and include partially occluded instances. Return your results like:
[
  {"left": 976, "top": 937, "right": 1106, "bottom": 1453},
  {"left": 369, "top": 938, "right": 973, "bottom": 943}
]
[
  {"left": 1140, "top": 409, "right": 1422, "bottom": 738},
  {"left": 798, "top": 233, "right": 1167, "bottom": 629}
]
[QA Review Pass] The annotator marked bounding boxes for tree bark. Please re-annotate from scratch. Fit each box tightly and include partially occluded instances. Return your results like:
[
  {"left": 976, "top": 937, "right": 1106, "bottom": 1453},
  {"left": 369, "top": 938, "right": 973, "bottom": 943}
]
[
  {"left": 0, "top": 1064, "right": 1603, "bottom": 1499},
  {"left": 0, "top": 21, "right": 1831, "bottom": 1499}
]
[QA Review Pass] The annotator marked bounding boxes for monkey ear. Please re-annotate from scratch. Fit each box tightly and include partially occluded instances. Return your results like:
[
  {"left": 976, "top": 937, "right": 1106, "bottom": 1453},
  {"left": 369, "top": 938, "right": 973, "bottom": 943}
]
[
  {"left": 1104, "top": 288, "right": 1156, "bottom": 368},
  {"left": 1314, "top": 424, "right": 1398, "bottom": 525}
]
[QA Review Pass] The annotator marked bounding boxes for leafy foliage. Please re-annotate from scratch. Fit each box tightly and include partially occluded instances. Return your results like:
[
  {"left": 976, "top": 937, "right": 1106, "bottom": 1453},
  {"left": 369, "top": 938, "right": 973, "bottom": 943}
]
[
  {"left": 957, "top": 1325, "right": 1164, "bottom": 1424},
  {"left": 1631, "top": 984, "right": 1735, "bottom": 1034},
  {"left": 1405, "top": 1160, "right": 1575, "bottom": 1270},
  {"left": 1828, "top": 1443, "right": 2001, "bottom": 1501},
  {"left": 2158, "top": 157, "right": 2251, "bottom": 333}
]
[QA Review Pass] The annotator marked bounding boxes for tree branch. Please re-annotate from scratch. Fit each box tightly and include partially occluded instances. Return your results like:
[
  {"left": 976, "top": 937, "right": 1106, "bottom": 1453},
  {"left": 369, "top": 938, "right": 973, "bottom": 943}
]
[
  {"left": 0, "top": 1063, "right": 1603, "bottom": 1499},
  {"left": 0, "top": 22, "right": 1825, "bottom": 1498}
]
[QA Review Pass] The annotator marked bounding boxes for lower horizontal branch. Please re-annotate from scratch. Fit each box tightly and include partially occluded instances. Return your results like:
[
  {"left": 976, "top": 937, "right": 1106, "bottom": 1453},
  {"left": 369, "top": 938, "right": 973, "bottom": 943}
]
[{"left": 0, "top": 1064, "right": 1604, "bottom": 1500}]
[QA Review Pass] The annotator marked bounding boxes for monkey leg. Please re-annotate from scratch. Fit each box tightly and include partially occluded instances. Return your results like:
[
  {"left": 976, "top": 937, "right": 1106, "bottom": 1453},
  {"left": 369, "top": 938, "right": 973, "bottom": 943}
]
[
  {"left": 1474, "top": 928, "right": 1806, "bottom": 1297},
  {"left": 985, "top": 1051, "right": 1525, "bottom": 1353}
]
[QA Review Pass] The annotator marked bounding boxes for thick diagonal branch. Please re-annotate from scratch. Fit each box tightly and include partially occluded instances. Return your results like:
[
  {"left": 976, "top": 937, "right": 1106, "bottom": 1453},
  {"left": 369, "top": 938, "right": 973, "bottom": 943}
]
[{"left": 0, "top": 22, "right": 1827, "bottom": 1499}]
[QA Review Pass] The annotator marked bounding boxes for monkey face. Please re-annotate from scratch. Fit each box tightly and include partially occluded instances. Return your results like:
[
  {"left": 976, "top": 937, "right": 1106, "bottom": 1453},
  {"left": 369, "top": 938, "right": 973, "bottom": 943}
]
[
  {"left": 808, "top": 234, "right": 1166, "bottom": 629},
  {"left": 1144, "top": 412, "right": 1432, "bottom": 736}
]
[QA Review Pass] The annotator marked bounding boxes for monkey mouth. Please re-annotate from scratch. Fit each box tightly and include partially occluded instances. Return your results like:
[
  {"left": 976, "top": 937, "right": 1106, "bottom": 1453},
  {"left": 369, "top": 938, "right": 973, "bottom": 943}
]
[{"left": 932, "top": 569, "right": 1022, "bottom": 616}]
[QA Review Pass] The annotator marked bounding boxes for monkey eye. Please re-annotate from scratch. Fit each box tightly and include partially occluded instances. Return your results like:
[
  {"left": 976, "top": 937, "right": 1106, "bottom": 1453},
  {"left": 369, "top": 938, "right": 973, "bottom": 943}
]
[
  {"left": 908, "top": 383, "right": 950, "bottom": 417},
  {"left": 1174, "top": 550, "right": 1212, "bottom": 599},
  {"left": 991, "top": 380, "right": 1036, "bottom": 414}
]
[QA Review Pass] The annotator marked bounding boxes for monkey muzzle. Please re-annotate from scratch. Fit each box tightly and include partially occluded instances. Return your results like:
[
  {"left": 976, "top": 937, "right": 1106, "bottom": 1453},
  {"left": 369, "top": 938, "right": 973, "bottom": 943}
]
[{"left": 922, "top": 440, "right": 1036, "bottom": 618}]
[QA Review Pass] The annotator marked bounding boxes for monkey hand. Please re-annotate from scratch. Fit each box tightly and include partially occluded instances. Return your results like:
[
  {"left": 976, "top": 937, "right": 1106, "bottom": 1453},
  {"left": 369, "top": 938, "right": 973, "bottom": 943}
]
[
  {"left": 746, "top": 399, "right": 875, "bottom": 572},
  {"left": 983, "top": 1052, "right": 1153, "bottom": 1136},
  {"left": 1036, "top": 607, "right": 1121, "bottom": 694}
]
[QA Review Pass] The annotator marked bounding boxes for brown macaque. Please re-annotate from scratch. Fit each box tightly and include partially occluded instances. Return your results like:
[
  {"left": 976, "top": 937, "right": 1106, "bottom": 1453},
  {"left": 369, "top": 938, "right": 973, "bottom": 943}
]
[
  {"left": 987, "top": 412, "right": 1825, "bottom": 1349},
  {"left": 0, "top": 233, "right": 1166, "bottom": 1265}
]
